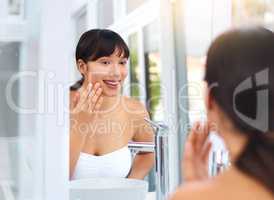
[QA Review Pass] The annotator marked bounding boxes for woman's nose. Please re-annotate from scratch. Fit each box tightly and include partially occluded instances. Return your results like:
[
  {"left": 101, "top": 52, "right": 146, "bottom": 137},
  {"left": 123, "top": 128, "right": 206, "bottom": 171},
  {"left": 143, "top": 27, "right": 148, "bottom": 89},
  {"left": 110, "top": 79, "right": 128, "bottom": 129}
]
[{"left": 109, "top": 64, "right": 120, "bottom": 77}]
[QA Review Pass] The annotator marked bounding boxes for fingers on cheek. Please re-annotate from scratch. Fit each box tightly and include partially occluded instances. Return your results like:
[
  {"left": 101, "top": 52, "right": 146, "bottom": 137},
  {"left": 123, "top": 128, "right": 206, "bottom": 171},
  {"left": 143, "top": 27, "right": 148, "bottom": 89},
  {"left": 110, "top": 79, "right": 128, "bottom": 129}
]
[
  {"left": 91, "top": 94, "right": 98, "bottom": 103},
  {"left": 90, "top": 81, "right": 102, "bottom": 93},
  {"left": 96, "top": 87, "right": 103, "bottom": 95}
]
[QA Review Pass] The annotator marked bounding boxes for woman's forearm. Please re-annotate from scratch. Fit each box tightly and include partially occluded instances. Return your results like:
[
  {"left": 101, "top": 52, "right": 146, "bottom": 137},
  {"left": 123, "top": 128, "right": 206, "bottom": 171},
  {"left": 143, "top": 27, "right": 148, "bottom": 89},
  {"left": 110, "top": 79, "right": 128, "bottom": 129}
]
[{"left": 127, "top": 152, "right": 155, "bottom": 179}]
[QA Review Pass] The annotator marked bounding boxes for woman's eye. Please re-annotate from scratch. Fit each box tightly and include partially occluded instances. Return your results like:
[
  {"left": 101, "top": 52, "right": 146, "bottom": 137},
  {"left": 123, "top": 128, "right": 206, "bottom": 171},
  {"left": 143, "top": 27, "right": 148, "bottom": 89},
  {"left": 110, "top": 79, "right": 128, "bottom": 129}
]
[
  {"left": 120, "top": 61, "right": 127, "bottom": 65},
  {"left": 101, "top": 61, "right": 110, "bottom": 65}
]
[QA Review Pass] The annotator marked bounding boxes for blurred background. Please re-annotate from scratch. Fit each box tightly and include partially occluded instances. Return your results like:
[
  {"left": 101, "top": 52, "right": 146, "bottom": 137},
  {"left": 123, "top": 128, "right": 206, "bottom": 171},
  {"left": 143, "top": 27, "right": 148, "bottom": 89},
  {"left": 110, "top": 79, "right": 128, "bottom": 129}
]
[{"left": 0, "top": 0, "right": 274, "bottom": 199}]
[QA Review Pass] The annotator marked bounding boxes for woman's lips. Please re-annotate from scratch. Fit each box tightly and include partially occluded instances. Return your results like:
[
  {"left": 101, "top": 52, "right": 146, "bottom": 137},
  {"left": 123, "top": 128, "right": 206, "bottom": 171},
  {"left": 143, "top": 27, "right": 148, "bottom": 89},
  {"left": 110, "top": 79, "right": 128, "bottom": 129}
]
[{"left": 103, "top": 80, "right": 120, "bottom": 89}]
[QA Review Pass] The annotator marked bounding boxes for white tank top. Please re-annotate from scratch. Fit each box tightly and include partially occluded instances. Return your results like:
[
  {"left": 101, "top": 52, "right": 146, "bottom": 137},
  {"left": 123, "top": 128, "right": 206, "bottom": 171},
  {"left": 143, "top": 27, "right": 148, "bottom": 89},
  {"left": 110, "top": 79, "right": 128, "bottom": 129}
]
[{"left": 72, "top": 146, "right": 132, "bottom": 180}]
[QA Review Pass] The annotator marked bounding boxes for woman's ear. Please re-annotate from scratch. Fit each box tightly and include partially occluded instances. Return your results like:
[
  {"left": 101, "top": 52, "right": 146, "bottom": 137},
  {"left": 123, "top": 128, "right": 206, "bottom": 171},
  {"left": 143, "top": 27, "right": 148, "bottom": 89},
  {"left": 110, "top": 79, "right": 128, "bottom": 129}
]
[
  {"left": 205, "top": 85, "right": 221, "bottom": 126},
  {"left": 205, "top": 81, "right": 219, "bottom": 111},
  {"left": 76, "top": 59, "right": 88, "bottom": 75}
]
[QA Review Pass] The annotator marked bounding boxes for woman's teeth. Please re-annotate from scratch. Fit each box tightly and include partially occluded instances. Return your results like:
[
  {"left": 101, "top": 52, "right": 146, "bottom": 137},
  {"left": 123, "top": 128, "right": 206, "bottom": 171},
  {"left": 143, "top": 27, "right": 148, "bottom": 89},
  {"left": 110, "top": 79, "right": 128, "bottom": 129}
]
[{"left": 103, "top": 80, "right": 119, "bottom": 87}]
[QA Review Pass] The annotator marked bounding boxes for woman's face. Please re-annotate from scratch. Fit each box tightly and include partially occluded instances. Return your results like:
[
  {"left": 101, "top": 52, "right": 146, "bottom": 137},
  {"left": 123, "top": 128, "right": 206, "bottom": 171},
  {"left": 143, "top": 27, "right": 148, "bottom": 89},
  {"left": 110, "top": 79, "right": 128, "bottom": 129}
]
[{"left": 83, "top": 50, "right": 128, "bottom": 97}]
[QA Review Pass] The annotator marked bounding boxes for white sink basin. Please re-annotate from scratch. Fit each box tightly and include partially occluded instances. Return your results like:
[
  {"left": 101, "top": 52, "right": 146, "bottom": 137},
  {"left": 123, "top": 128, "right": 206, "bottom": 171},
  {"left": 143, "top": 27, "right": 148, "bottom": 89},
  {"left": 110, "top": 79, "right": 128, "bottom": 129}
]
[{"left": 69, "top": 178, "right": 148, "bottom": 200}]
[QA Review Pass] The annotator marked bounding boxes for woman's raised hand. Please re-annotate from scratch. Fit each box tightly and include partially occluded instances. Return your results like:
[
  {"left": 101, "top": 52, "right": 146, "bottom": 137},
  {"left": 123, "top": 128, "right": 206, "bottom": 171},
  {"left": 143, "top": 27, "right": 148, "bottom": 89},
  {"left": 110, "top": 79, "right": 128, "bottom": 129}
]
[
  {"left": 69, "top": 82, "right": 104, "bottom": 142},
  {"left": 182, "top": 121, "right": 212, "bottom": 182},
  {"left": 70, "top": 82, "right": 103, "bottom": 118}
]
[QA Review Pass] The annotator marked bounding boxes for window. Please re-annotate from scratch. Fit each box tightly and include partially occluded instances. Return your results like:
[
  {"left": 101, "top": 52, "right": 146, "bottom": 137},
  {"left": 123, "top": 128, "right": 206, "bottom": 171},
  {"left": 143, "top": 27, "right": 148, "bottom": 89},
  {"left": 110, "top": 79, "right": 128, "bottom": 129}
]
[
  {"left": 186, "top": 56, "right": 207, "bottom": 123},
  {"left": 0, "top": 42, "right": 20, "bottom": 137},
  {"left": 126, "top": 20, "right": 163, "bottom": 192},
  {"left": 128, "top": 33, "right": 141, "bottom": 99},
  {"left": 184, "top": 0, "right": 213, "bottom": 124},
  {"left": 143, "top": 21, "right": 163, "bottom": 122},
  {"left": 0, "top": 41, "right": 21, "bottom": 199}
]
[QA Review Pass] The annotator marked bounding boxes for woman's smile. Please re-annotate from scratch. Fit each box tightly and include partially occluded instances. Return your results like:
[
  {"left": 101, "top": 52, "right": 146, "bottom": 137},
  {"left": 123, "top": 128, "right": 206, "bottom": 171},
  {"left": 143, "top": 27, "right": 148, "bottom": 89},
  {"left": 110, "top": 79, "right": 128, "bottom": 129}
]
[{"left": 103, "top": 80, "right": 121, "bottom": 90}]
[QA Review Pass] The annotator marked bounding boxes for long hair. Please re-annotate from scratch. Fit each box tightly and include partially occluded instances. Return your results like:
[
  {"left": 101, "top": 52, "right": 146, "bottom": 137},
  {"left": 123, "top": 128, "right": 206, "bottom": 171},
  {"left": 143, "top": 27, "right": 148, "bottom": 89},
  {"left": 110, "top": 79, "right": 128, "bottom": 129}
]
[{"left": 204, "top": 26, "right": 274, "bottom": 194}]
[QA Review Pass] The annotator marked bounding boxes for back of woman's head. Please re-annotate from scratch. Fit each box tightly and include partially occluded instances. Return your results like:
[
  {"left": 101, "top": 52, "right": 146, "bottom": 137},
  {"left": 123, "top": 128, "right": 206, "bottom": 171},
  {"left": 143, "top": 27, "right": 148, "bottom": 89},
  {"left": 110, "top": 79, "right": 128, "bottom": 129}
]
[
  {"left": 204, "top": 26, "right": 274, "bottom": 194},
  {"left": 70, "top": 29, "right": 129, "bottom": 90}
]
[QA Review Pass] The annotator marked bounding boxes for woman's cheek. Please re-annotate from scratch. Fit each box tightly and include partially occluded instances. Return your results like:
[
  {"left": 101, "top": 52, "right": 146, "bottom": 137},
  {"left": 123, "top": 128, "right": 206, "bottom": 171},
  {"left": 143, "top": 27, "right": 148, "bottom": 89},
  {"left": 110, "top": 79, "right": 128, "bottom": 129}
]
[
  {"left": 88, "top": 69, "right": 105, "bottom": 84},
  {"left": 87, "top": 64, "right": 106, "bottom": 84},
  {"left": 85, "top": 72, "right": 96, "bottom": 84},
  {"left": 122, "top": 67, "right": 128, "bottom": 80},
  {"left": 85, "top": 74, "right": 101, "bottom": 87}
]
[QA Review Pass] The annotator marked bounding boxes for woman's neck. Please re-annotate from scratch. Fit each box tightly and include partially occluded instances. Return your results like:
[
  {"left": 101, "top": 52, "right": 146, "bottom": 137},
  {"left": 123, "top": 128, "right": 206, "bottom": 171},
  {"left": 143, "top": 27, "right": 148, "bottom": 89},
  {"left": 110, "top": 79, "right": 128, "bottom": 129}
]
[
  {"left": 99, "top": 95, "right": 122, "bottom": 113},
  {"left": 220, "top": 129, "right": 248, "bottom": 162}
]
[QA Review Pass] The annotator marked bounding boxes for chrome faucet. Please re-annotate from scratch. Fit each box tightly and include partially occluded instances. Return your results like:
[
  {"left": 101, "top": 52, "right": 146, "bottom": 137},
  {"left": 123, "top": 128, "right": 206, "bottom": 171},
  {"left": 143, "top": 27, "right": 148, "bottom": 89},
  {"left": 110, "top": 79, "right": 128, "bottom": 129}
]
[
  {"left": 210, "top": 149, "right": 230, "bottom": 176},
  {"left": 128, "top": 118, "right": 170, "bottom": 200}
]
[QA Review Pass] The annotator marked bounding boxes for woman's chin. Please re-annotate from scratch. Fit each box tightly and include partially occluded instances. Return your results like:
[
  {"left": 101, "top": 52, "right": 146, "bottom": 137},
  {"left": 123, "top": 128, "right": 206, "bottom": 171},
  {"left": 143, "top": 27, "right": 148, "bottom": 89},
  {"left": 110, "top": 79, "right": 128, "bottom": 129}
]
[
  {"left": 101, "top": 85, "right": 121, "bottom": 97},
  {"left": 102, "top": 90, "right": 120, "bottom": 97}
]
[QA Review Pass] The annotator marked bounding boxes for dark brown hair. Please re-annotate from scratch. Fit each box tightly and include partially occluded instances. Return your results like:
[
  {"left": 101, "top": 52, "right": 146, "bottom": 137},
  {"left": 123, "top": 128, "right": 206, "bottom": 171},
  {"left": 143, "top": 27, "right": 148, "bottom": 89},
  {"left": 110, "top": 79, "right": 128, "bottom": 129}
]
[
  {"left": 70, "top": 29, "right": 130, "bottom": 91},
  {"left": 205, "top": 26, "right": 274, "bottom": 194}
]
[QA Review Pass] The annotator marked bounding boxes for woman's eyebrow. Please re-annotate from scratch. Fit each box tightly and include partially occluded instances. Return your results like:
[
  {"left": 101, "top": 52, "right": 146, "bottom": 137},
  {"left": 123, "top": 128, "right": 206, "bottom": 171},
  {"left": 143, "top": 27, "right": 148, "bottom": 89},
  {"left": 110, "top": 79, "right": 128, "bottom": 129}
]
[
  {"left": 98, "top": 57, "right": 111, "bottom": 60},
  {"left": 119, "top": 57, "right": 128, "bottom": 61}
]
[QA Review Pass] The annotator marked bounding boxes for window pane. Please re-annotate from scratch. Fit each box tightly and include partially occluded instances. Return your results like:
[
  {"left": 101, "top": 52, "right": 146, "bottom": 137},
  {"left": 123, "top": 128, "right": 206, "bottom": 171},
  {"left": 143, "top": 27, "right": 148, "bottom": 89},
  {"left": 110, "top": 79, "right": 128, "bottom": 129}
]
[
  {"left": 143, "top": 21, "right": 162, "bottom": 192},
  {"left": 0, "top": 42, "right": 20, "bottom": 137},
  {"left": 184, "top": 0, "right": 212, "bottom": 123},
  {"left": 0, "top": 41, "right": 20, "bottom": 198},
  {"left": 98, "top": 0, "right": 114, "bottom": 28},
  {"left": 143, "top": 21, "right": 163, "bottom": 122},
  {"left": 184, "top": 0, "right": 233, "bottom": 174},
  {"left": 8, "top": 0, "right": 22, "bottom": 15},
  {"left": 186, "top": 56, "right": 207, "bottom": 123},
  {"left": 128, "top": 33, "right": 141, "bottom": 99},
  {"left": 127, "top": 0, "right": 148, "bottom": 14}
]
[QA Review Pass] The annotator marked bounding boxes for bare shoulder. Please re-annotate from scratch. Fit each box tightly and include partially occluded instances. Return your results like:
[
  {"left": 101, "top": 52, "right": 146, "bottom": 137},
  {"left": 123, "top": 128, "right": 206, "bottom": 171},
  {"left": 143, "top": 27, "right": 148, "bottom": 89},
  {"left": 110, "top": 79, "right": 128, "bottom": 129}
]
[
  {"left": 122, "top": 96, "right": 153, "bottom": 141},
  {"left": 122, "top": 96, "right": 148, "bottom": 117},
  {"left": 169, "top": 181, "right": 218, "bottom": 200},
  {"left": 171, "top": 168, "right": 274, "bottom": 200}
]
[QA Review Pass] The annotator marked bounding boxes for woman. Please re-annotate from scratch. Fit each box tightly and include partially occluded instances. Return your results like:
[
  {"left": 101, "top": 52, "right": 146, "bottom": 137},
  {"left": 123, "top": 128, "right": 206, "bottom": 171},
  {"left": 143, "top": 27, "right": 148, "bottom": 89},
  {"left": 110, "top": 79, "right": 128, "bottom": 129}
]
[
  {"left": 171, "top": 27, "right": 274, "bottom": 200},
  {"left": 69, "top": 29, "right": 154, "bottom": 180}
]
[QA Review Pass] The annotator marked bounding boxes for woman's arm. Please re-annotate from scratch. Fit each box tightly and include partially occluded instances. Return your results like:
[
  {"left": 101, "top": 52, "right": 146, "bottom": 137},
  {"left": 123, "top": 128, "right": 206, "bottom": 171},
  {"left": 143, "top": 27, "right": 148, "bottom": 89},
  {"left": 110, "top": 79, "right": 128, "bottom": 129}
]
[
  {"left": 127, "top": 152, "right": 154, "bottom": 179},
  {"left": 127, "top": 102, "right": 155, "bottom": 180}
]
